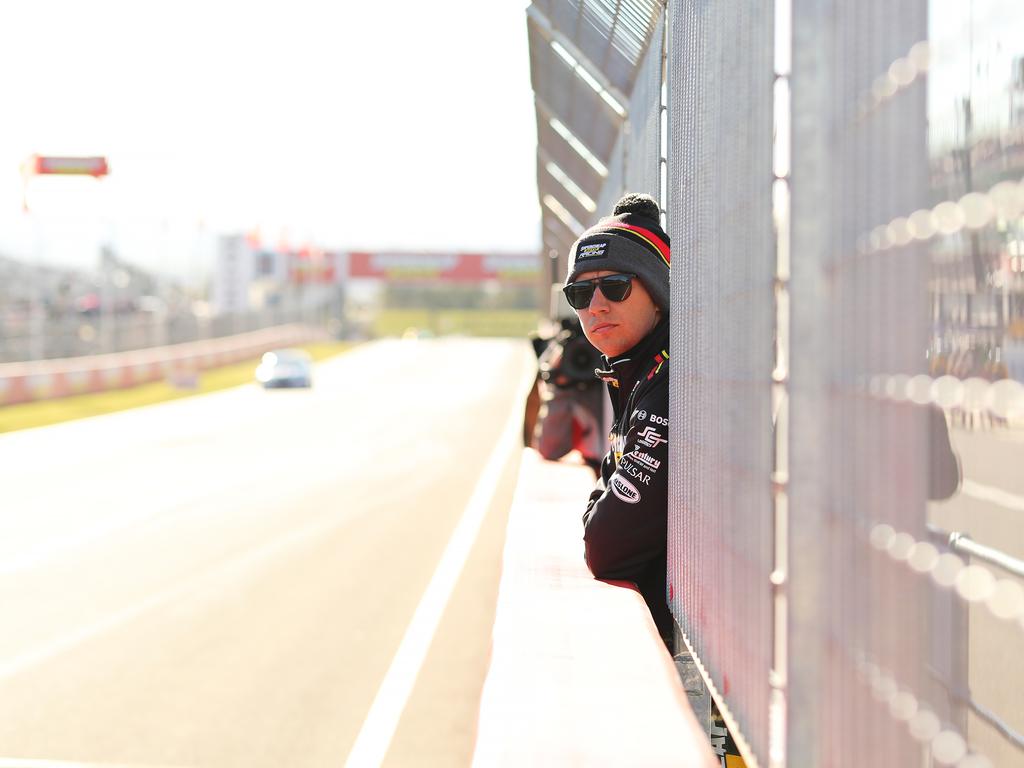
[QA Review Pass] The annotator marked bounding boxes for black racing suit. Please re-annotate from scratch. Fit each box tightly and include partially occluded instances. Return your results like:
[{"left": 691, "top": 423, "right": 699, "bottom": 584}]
[{"left": 582, "top": 317, "right": 672, "bottom": 641}]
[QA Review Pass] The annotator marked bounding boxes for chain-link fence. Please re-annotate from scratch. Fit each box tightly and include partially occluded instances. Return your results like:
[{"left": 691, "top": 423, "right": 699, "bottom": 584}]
[{"left": 531, "top": 1, "right": 1024, "bottom": 766}]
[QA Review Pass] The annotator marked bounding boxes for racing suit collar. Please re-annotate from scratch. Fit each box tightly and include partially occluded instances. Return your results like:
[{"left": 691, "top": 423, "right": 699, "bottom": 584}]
[{"left": 595, "top": 317, "right": 670, "bottom": 389}]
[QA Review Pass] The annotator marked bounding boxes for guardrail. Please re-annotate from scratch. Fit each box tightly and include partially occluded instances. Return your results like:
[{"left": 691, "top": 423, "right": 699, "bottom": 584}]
[{"left": 0, "top": 324, "right": 329, "bottom": 406}]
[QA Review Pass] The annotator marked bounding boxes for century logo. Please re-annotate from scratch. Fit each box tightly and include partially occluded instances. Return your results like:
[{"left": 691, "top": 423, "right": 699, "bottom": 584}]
[
  {"left": 636, "top": 426, "right": 667, "bottom": 449},
  {"left": 627, "top": 450, "right": 662, "bottom": 472},
  {"left": 611, "top": 475, "right": 641, "bottom": 504}
]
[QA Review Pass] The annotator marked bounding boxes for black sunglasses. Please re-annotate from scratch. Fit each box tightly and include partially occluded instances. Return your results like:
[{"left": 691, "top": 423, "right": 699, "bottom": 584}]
[{"left": 562, "top": 273, "right": 637, "bottom": 310}]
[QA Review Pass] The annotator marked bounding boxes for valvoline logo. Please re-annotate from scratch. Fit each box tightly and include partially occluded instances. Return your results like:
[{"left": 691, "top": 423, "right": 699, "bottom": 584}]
[{"left": 611, "top": 475, "right": 641, "bottom": 504}]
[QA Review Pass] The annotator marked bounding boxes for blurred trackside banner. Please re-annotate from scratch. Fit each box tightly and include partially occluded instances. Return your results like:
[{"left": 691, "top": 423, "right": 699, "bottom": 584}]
[{"left": 346, "top": 252, "right": 539, "bottom": 283}]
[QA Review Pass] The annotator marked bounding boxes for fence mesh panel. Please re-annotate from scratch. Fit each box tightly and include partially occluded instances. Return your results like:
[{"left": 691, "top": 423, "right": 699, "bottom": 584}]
[
  {"left": 666, "top": 1, "right": 776, "bottom": 761},
  {"left": 785, "top": 2, "right": 968, "bottom": 765},
  {"left": 593, "top": 12, "right": 664, "bottom": 217},
  {"left": 624, "top": 13, "right": 664, "bottom": 199},
  {"left": 595, "top": 128, "right": 626, "bottom": 220}
]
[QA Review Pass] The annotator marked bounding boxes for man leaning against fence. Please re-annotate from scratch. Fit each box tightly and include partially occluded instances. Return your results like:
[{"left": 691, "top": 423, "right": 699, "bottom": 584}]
[{"left": 563, "top": 193, "right": 674, "bottom": 645}]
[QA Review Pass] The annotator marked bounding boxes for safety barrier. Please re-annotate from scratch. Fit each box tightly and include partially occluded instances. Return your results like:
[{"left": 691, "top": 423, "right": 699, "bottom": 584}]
[
  {"left": 0, "top": 324, "right": 328, "bottom": 406},
  {"left": 473, "top": 449, "right": 716, "bottom": 767}
]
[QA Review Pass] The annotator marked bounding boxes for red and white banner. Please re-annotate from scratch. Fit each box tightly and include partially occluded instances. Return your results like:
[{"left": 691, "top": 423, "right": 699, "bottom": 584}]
[
  {"left": 27, "top": 155, "right": 110, "bottom": 177},
  {"left": 347, "top": 252, "right": 538, "bottom": 283}
]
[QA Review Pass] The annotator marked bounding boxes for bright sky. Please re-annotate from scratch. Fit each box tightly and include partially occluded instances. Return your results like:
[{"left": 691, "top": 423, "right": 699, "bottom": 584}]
[{"left": 0, "top": 1, "right": 540, "bottom": 284}]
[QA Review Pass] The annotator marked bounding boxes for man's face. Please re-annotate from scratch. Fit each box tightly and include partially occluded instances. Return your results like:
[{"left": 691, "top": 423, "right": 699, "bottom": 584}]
[{"left": 573, "top": 269, "right": 661, "bottom": 357}]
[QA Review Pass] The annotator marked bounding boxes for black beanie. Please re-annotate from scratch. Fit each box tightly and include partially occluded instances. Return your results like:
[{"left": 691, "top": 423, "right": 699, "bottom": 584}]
[{"left": 564, "top": 193, "right": 671, "bottom": 311}]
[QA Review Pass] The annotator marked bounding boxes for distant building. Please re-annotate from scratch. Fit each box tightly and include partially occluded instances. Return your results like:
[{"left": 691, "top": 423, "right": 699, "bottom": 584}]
[
  {"left": 210, "top": 237, "right": 539, "bottom": 317},
  {"left": 211, "top": 235, "right": 257, "bottom": 316}
]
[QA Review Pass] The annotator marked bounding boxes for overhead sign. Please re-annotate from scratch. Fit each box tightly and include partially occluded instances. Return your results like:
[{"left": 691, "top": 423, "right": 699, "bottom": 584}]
[{"left": 27, "top": 155, "right": 110, "bottom": 177}]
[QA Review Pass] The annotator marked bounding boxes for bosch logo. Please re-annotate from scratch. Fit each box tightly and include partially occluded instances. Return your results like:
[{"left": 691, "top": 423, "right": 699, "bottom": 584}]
[
  {"left": 611, "top": 475, "right": 641, "bottom": 503},
  {"left": 636, "top": 410, "right": 647, "bottom": 421},
  {"left": 649, "top": 413, "right": 669, "bottom": 426}
]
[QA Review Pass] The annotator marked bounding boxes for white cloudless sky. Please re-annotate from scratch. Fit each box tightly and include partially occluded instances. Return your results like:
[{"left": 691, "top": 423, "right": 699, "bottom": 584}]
[{"left": 0, "top": 1, "right": 540, "bottom": 283}]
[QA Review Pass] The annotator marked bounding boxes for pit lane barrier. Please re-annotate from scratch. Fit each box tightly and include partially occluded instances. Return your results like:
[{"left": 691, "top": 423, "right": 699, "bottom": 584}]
[
  {"left": 472, "top": 448, "right": 717, "bottom": 767},
  {"left": 0, "top": 324, "right": 329, "bottom": 407}
]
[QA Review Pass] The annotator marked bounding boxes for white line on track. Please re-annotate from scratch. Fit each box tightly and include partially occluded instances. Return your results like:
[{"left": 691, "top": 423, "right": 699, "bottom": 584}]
[
  {"left": 961, "top": 479, "right": 1024, "bottom": 513},
  {"left": 342, "top": 369, "right": 529, "bottom": 768}
]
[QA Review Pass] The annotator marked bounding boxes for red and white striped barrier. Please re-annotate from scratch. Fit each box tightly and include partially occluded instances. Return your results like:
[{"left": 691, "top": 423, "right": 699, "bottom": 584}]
[{"left": 0, "top": 324, "right": 328, "bottom": 407}]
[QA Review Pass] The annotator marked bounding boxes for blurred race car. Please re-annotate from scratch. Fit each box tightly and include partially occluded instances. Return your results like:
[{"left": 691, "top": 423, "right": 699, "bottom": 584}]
[{"left": 255, "top": 348, "right": 313, "bottom": 388}]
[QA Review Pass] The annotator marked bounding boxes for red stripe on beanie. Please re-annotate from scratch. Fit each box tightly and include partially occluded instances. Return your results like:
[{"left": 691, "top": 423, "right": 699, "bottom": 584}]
[{"left": 605, "top": 223, "right": 670, "bottom": 265}]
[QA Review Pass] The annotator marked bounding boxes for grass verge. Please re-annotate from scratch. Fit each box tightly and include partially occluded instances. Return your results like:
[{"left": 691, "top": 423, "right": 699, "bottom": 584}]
[
  {"left": 372, "top": 309, "right": 539, "bottom": 338},
  {"left": 0, "top": 340, "right": 356, "bottom": 434}
]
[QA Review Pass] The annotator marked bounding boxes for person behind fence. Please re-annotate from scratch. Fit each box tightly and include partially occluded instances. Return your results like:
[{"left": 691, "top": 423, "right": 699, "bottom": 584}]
[
  {"left": 562, "top": 192, "right": 673, "bottom": 643},
  {"left": 531, "top": 316, "right": 606, "bottom": 475}
]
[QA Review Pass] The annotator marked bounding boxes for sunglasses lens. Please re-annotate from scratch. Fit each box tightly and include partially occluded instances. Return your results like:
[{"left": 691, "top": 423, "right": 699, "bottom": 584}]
[
  {"left": 599, "top": 276, "right": 632, "bottom": 302},
  {"left": 564, "top": 274, "right": 635, "bottom": 309},
  {"left": 564, "top": 283, "right": 595, "bottom": 309}
]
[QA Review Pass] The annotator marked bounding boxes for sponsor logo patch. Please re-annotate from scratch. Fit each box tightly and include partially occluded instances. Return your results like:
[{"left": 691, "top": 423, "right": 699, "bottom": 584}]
[
  {"left": 612, "top": 431, "right": 627, "bottom": 464},
  {"left": 626, "top": 450, "right": 662, "bottom": 472},
  {"left": 635, "top": 409, "right": 668, "bottom": 427},
  {"left": 636, "top": 426, "right": 668, "bottom": 449},
  {"left": 618, "top": 457, "right": 652, "bottom": 486},
  {"left": 576, "top": 240, "right": 609, "bottom": 260},
  {"left": 611, "top": 475, "right": 641, "bottom": 503}
]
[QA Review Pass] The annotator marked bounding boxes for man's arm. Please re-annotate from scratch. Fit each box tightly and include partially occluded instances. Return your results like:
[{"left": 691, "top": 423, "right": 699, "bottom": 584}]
[
  {"left": 582, "top": 393, "right": 669, "bottom": 580},
  {"left": 534, "top": 389, "right": 576, "bottom": 461}
]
